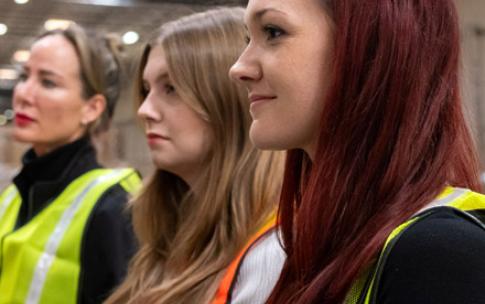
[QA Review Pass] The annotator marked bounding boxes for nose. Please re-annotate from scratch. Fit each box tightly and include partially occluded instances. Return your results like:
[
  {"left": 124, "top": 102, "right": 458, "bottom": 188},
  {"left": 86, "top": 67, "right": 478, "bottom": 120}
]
[
  {"left": 137, "top": 93, "right": 162, "bottom": 124},
  {"left": 229, "top": 48, "right": 262, "bottom": 85},
  {"left": 13, "top": 78, "right": 35, "bottom": 108}
]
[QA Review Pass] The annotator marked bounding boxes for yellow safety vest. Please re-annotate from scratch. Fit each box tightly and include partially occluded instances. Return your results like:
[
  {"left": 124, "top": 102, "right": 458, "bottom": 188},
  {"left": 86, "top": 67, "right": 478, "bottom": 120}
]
[
  {"left": 0, "top": 168, "right": 141, "bottom": 304},
  {"left": 345, "top": 186, "right": 485, "bottom": 304}
]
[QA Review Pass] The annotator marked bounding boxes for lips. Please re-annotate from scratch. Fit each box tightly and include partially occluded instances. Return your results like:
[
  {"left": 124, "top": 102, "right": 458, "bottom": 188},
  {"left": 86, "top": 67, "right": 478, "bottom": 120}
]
[
  {"left": 248, "top": 94, "right": 276, "bottom": 116},
  {"left": 146, "top": 132, "right": 169, "bottom": 146},
  {"left": 249, "top": 94, "right": 277, "bottom": 103},
  {"left": 147, "top": 132, "right": 169, "bottom": 140},
  {"left": 15, "top": 113, "right": 35, "bottom": 126}
]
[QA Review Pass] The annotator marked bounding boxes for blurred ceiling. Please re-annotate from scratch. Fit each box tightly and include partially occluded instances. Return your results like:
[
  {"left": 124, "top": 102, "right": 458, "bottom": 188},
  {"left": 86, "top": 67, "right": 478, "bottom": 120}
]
[{"left": 0, "top": 0, "right": 246, "bottom": 69}]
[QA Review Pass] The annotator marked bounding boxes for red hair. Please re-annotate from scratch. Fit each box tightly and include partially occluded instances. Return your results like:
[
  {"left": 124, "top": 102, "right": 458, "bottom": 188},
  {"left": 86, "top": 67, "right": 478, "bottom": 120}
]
[{"left": 267, "top": 0, "right": 482, "bottom": 303}]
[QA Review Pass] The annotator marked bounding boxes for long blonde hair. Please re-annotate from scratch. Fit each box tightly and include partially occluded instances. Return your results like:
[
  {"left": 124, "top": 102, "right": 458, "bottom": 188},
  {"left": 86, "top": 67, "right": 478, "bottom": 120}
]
[{"left": 106, "top": 7, "right": 285, "bottom": 304}]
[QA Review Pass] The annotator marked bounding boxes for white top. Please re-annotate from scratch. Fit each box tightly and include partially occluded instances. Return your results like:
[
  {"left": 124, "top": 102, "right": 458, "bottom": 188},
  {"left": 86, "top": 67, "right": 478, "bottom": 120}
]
[{"left": 230, "top": 229, "right": 286, "bottom": 304}]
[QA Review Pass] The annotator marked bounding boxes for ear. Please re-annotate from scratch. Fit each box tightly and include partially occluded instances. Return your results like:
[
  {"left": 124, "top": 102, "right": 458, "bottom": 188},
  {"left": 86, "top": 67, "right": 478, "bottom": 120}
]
[{"left": 81, "top": 94, "right": 107, "bottom": 125}]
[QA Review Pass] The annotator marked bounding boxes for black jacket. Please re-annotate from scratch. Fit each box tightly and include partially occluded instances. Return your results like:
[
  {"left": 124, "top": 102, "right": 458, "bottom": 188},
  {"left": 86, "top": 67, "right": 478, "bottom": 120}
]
[
  {"left": 377, "top": 207, "right": 485, "bottom": 303},
  {"left": 11, "top": 137, "right": 138, "bottom": 303}
]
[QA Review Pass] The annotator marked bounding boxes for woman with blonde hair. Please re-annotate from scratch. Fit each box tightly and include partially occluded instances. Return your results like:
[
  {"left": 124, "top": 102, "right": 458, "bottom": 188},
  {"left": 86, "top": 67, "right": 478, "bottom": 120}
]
[
  {"left": 106, "top": 7, "right": 285, "bottom": 304},
  {"left": 0, "top": 24, "right": 141, "bottom": 303}
]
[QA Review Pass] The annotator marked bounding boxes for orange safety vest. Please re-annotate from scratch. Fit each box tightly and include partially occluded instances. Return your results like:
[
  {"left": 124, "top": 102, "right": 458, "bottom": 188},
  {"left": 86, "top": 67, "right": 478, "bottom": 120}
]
[{"left": 211, "top": 216, "right": 277, "bottom": 304}]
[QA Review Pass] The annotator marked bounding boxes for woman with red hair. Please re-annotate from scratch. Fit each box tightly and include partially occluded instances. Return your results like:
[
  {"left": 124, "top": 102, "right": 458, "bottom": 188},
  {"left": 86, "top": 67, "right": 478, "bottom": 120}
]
[{"left": 230, "top": 0, "right": 485, "bottom": 303}]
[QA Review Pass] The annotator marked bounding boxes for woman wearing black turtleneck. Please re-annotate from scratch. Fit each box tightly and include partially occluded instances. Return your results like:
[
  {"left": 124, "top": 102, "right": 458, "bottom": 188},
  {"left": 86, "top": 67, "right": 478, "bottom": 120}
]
[{"left": 0, "top": 24, "right": 140, "bottom": 304}]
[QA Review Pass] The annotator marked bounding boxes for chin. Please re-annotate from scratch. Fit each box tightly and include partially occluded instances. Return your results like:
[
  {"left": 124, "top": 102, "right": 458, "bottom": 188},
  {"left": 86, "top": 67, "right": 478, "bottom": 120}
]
[
  {"left": 152, "top": 155, "right": 174, "bottom": 172},
  {"left": 152, "top": 156, "right": 166, "bottom": 170},
  {"left": 249, "top": 127, "right": 287, "bottom": 151},
  {"left": 12, "top": 129, "right": 33, "bottom": 144}
]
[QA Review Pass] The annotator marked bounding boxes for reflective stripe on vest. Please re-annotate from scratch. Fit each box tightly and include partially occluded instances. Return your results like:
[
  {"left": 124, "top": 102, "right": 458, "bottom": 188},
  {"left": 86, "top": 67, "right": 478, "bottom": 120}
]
[
  {"left": 0, "top": 168, "right": 141, "bottom": 304},
  {"left": 345, "top": 186, "right": 485, "bottom": 304},
  {"left": 211, "top": 215, "right": 277, "bottom": 304},
  {"left": 26, "top": 170, "right": 127, "bottom": 304},
  {"left": 0, "top": 186, "right": 18, "bottom": 223}
]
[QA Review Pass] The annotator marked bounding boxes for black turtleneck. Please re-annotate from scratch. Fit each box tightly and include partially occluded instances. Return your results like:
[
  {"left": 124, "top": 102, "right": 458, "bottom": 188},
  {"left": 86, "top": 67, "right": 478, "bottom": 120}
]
[
  {"left": 9, "top": 137, "right": 138, "bottom": 304},
  {"left": 13, "top": 136, "right": 99, "bottom": 228}
]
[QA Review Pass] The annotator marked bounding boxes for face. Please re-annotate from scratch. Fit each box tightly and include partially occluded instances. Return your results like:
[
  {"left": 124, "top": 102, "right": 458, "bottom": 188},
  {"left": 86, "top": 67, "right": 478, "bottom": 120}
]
[
  {"left": 13, "top": 34, "right": 100, "bottom": 156},
  {"left": 138, "top": 45, "right": 213, "bottom": 187},
  {"left": 230, "top": 0, "right": 334, "bottom": 157}
]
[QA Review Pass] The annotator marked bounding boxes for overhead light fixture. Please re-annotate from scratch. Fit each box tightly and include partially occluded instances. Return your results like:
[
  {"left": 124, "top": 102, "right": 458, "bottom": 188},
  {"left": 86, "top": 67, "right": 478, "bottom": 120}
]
[
  {"left": 122, "top": 31, "right": 139, "bottom": 45},
  {"left": 63, "top": 1, "right": 129, "bottom": 7},
  {"left": 44, "top": 19, "right": 73, "bottom": 31},
  {"left": 0, "top": 24, "right": 7, "bottom": 36},
  {"left": 14, "top": 0, "right": 30, "bottom": 4},
  {"left": 0, "top": 68, "right": 18, "bottom": 80},
  {"left": 13, "top": 50, "right": 30, "bottom": 63}
]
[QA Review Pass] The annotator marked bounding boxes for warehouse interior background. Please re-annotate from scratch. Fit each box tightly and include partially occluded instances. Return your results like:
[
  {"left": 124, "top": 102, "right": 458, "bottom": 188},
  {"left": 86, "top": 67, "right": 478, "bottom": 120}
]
[{"left": 0, "top": 0, "right": 484, "bottom": 187}]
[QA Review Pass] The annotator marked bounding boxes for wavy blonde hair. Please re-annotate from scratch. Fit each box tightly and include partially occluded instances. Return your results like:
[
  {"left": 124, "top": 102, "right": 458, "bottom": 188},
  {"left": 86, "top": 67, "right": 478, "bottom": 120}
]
[{"left": 106, "top": 7, "right": 285, "bottom": 304}]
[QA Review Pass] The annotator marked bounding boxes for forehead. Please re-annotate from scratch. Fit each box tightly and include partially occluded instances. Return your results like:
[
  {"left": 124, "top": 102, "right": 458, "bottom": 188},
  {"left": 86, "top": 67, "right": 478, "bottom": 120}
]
[
  {"left": 245, "top": 0, "right": 326, "bottom": 23},
  {"left": 29, "top": 35, "right": 80, "bottom": 74},
  {"left": 143, "top": 45, "right": 168, "bottom": 80}
]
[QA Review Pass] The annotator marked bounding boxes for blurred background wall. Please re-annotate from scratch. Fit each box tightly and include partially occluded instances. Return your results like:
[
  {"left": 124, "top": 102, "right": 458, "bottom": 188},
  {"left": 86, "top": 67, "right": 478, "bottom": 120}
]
[
  {"left": 457, "top": 0, "right": 485, "bottom": 183},
  {"left": 0, "top": 0, "right": 483, "bottom": 187}
]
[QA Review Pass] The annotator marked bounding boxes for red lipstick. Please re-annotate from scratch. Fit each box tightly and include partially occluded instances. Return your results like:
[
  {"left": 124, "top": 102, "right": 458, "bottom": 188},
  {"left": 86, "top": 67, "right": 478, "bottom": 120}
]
[{"left": 15, "top": 113, "right": 34, "bottom": 127}]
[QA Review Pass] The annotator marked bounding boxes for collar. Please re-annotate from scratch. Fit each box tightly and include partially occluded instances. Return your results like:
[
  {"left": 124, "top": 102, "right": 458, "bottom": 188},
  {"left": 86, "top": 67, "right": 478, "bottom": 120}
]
[{"left": 13, "top": 136, "right": 101, "bottom": 227}]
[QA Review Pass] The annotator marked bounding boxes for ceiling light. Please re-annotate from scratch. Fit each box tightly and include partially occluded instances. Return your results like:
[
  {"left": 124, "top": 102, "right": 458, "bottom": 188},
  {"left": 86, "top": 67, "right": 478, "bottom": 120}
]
[
  {"left": 14, "top": 0, "right": 30, "bottom": 4},
  {"left": 0, "top": 24, "right": 7, "bottom": 36},
  {"left": 13, "top": 50, "right": 30, "bottom": 63},
  {"left": 122, "top": 31, "right": 139, "bottom": 45},
  {"left": 0, "top": 69, "right": 18, "bottom": 80},
  {"left": 44, "top": 19, "right": 73, "bottom": 31}
]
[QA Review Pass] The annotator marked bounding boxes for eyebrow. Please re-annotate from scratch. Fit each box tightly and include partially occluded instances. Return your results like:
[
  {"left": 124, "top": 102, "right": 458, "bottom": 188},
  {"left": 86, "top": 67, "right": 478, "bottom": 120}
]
[
  {"left": 22, "top": 65, "right": 62, "bottom": 79},
  {"left": 143, "top": 72, "right": 170, "bottom": 85},
  {"left": 38, "top": 69, "right": 61, "bottom": 78},
  {"left": 251, "top": 7, "right": 287, "bottom": 21}
]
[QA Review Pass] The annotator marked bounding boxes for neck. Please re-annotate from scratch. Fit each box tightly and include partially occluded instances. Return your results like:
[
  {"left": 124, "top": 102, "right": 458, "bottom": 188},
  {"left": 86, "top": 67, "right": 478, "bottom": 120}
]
[{"left": 32, "top": 133, "right": 86, "bottom": 157}]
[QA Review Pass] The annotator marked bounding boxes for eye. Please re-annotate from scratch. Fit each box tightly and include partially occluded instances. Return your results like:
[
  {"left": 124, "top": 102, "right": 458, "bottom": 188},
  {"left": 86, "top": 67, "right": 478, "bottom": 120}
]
[
  {"left": 164, "top": 83, "right": 176, "bottom": 95},
  {"left": 263, "top": 25, "right": 286, "bottom": 41},
  {"left": 41, "top": 78, "right": 56, "bottom": 88},
  {"left": 18, "top": 72, "right": 28, "bottom": 82}
]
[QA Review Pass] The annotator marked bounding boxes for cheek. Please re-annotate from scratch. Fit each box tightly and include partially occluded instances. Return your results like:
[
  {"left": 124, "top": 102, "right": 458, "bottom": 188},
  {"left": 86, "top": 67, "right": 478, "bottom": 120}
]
[
  {"left": 250, "top": 101, "right": 320, "bottom": 151},
  {"left": 249, "top": 75, "right": 325, "bottom": 151},
  {"left": 172, "top": 112, "right": 212, "bottom": 158},
  {"left": 40, "top": 104, "right": 77, "bottom": 125},
  {"left": 37, "top": 97, "right": 85, "bottom": 130},
  {"left": 185, "top": 124, "right": 212, "bottom": 160},
  {"left": 249, "top": 33, "right": 332, "bottom": 150}
]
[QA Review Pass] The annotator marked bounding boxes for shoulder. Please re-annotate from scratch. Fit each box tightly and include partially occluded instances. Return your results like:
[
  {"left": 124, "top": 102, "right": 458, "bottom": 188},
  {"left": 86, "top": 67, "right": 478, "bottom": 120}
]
[
  {"left": 94, "top": 183, "right": 130, "bottom": 216},
  {"left": 88, "top": 167, "right": 140, "bottom": 222},
  {"left": 377, "top": 207, "right": 485, "bottom": 304},
  {"left": 80, "top": 178, "right": 136, "bottom": 259},
  {"left": 79, "top": 180, "right": 137, "bottom": 302},
  {"left": 230, "top": 229, "right": 286, "bottom": 304},
  {"left": 86, "top": 183, "right": 133, "bottom": 239},
  {"left": 82, "top": 167, "right": 139, "bottom": 244}
]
